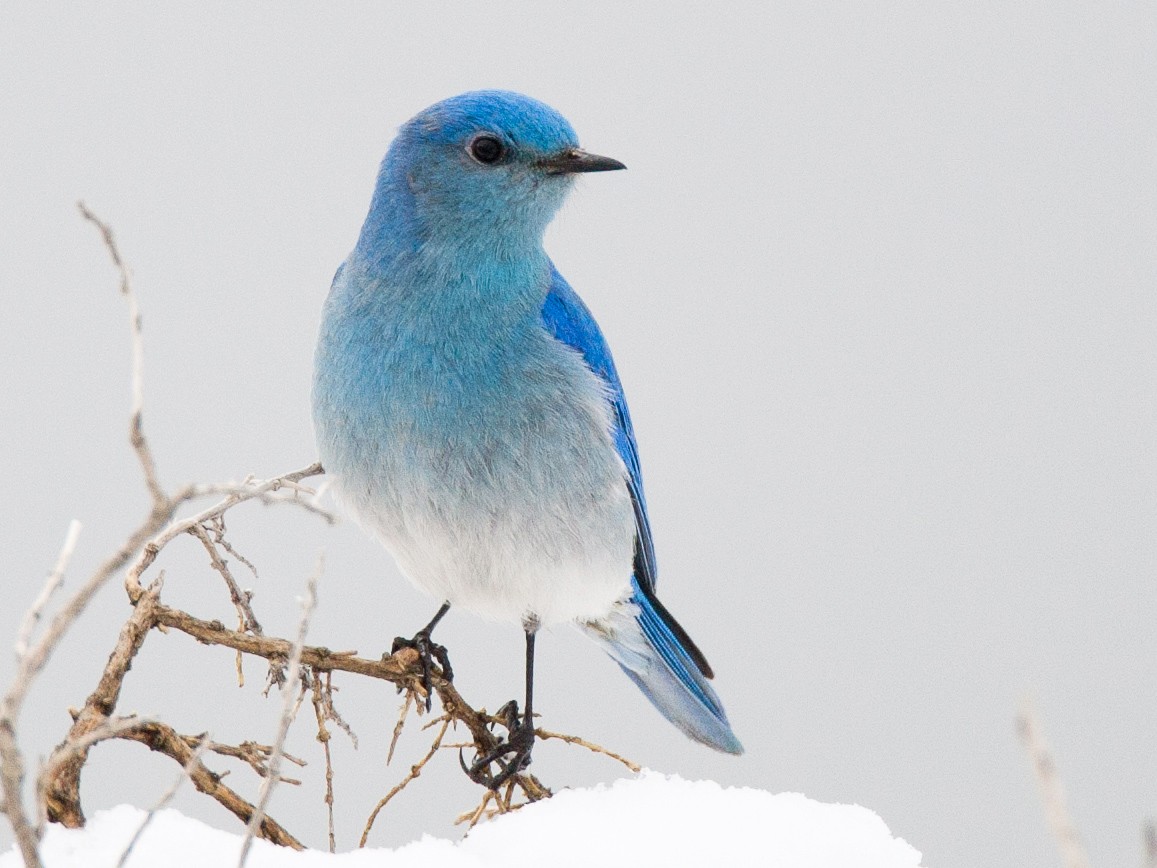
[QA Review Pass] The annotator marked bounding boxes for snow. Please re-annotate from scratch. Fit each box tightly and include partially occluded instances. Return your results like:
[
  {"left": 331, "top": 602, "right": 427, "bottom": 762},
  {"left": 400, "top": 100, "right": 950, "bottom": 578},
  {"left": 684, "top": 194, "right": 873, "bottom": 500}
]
[{"left": 2, "top": 773, "right": 922, "bottom": 867}]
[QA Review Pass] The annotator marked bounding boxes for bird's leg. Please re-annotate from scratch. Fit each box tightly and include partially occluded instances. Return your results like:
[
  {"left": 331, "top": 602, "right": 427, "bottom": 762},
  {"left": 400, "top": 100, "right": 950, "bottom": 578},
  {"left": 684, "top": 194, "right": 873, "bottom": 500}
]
[
  {"left": 463, "top": 624, "right": 538, "bottom": 790},
  {"left": 391, "top": 601, "right": 453, "bottom": 711}
]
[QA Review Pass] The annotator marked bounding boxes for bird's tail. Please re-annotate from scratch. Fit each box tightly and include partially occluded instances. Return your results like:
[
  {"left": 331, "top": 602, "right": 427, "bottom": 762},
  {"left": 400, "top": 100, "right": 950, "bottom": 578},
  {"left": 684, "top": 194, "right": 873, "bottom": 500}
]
[{"left": 580, "top": 577, "right": 743, "bottom": 755}]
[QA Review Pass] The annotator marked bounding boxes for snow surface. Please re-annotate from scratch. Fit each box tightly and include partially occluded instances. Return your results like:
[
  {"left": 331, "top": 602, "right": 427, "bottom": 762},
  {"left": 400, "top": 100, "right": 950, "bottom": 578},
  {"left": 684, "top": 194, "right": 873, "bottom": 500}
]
[{"left": 2, "top": 773, "right": 922, "bottom": 867}]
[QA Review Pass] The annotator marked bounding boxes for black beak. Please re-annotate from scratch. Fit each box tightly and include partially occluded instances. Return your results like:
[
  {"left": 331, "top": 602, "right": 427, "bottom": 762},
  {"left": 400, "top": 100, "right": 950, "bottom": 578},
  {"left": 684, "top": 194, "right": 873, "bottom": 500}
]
[{"left": 537, "top": 148, "right": 626, "bottom": 175}]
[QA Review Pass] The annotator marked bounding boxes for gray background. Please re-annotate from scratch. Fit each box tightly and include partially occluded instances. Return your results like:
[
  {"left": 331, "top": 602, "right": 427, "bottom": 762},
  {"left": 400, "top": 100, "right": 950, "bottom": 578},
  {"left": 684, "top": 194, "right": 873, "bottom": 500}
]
[{"left": 2, "top": 3, "right": 1155, "bottom": 866}]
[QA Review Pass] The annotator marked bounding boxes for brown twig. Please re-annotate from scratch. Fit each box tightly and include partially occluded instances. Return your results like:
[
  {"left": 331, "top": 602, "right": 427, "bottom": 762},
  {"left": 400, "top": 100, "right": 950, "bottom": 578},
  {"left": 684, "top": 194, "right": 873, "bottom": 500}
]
[
  {"left": 115, "top": 732, "right": 213, "bottom": 868},
  {"left": 190, "top": 738, "right": 305, "bottom": 784},
  {"left": 77, "top": 201, "right": 165, "bottom": 508},
  {"left": 1, "top": 521, "right": 84, "bottom": 868},
  {"left": 117, "top": 720, "right": 302, "bottom": 849},
  {"left": 360, "top": 716, "right": 452, "bottom": 847},
  {"left": 1017, "top": 702, "right": 1091, "bottom": 868},
  {"left": 307, "top": 668, "right": 357, "bottom": 852},
  {"left": 238, "top": 558, "right": 321, "bottom": 867},
  {"left": 455, "top": 789, "right": 499, "bottom": 829},
  {"left": 14, "top": 521, "right": 83, "bottom": 660},
  {"left": 124, "top": 463, "right": 325, "bottom": 603},
  {"left": 387, "top": 689, "right": 415, "bottom": 766},
  {"left": 189, "top": 521, "right": 264, "bottom": 687},
  {"left": 189, "top": 523, "right": 263, "bottom": 636},
  {"left": 310, "top": 677, "right": 336, "bottom": 853},
  {"left": 534, "top": 728, "right": 641, "bottom": 773}
]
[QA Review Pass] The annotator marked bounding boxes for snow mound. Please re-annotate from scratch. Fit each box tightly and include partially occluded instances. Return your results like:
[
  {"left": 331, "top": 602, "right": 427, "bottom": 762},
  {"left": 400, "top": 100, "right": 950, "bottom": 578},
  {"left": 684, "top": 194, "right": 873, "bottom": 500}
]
[{"left": 3, "top": 773, "right": 922, "bottom": 867}]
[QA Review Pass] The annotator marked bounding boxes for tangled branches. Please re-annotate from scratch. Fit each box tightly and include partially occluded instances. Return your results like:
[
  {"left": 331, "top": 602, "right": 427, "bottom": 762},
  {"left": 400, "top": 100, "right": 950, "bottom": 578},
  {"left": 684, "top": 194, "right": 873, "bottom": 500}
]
[{"left": 0, "top": 205, "right": 637, "bottom": 867}]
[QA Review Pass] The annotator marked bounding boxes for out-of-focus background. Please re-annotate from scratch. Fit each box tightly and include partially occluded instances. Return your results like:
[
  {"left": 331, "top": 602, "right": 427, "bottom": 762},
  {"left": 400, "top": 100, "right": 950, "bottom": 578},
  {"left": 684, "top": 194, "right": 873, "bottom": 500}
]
[{"left": 2, "top": 3, "right": 1155, "bottom": 865}]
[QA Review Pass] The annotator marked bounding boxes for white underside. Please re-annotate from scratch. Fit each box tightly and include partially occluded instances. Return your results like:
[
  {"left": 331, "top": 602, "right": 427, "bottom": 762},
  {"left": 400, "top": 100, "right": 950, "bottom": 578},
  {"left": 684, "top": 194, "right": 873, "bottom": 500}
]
[{"left": 332, "top": 475, "right": 635, "bottom": 627}]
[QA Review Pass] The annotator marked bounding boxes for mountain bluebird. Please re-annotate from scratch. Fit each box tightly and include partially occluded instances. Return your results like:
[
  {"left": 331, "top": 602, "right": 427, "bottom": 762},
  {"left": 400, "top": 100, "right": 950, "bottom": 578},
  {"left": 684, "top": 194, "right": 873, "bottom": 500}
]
[{"left": 313, "top": 90, "right": 742, "bottom": 785}]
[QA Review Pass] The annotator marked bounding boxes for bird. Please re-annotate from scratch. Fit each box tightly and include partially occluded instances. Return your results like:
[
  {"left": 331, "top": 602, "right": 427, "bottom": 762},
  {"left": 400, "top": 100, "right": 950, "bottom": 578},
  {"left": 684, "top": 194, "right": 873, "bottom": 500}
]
[{"left": 312, "top": 90, "right": 742, "bottom": 785}]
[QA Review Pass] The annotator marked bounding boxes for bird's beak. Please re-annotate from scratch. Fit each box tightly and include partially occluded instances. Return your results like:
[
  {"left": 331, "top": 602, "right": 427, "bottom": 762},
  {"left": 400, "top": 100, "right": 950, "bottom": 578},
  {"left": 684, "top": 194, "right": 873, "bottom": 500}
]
[{"left": 537, "top": 148, "right": 627, "bottom": 175}]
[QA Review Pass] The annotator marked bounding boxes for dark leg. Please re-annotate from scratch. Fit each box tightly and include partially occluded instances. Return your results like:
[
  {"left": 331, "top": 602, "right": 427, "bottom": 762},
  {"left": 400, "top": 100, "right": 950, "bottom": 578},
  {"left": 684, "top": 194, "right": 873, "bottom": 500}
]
[
  {"left": 391, "top": 601, "right": 453, "bottom": 711},
  {"left": 463, "top": 627, "right": 538, "bottom": 790}
]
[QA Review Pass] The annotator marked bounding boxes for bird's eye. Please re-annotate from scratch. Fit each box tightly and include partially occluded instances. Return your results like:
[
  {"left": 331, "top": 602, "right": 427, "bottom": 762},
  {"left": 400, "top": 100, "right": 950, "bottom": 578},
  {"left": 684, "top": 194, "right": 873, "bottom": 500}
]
[{"left": 469, "top": 135, "right": 505, "bottom": 165}]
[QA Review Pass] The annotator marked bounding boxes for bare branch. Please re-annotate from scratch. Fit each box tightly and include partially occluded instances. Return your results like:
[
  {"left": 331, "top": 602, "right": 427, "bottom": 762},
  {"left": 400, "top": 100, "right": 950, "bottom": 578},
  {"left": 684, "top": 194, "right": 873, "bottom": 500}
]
[
  {"left": 15, "top": 520, "right": 83, "bottom": 660},
  {"left": 0, "top": 719, "right": 42, "bottom": 868},
  {"left": 2, "top": 520, "right": 84, "bottom": 868},
  {"left": 115, "top": 732, "right": 212, "bottom": 868},
  {"left": 1017, "top": 702, "right": 1090, "bottom": 868},
  {"left": 534, "top": 728, "right": 641, "bottom": 774},
  {"left": 237, "top": 557, "right": 321, "bottom": 867},
  {"left": 40, "top": 580, "right": 168, "bottom": 829},
  {"left": 387, "top": 690, "right": 415, "bottom": 766},
  {"left": 189, "top": 523, "right": 263, "bottom": 635},
  {"left": 2, "top": 205, "right": 653, "bottom": 859},
  {"left": 110, "top": 720, "right": 302, "bottom": 848},
  {"left": 192, "top": 738, "right": 305, "bottom": 783},
  {"left": 124, "top": 463, "right": 324, "bottom": 601},
  {"left": 77, "top": 201, "right": 165, "bottom": 508},
  {"left": 360, "top": 716, "right": 451, "bottom": 847},
  {"left": 40, "top": 716, "right": 157, "bottom": 789},
  {"left": 309, "top": 675, "right": 336, "bottom": 853}
]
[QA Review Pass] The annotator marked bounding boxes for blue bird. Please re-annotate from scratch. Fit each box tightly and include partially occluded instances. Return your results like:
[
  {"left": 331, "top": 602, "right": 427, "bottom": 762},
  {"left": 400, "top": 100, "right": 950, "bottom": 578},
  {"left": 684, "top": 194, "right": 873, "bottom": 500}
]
[{"left": 312, "top": 90, "right": 742, "bottom": 783}]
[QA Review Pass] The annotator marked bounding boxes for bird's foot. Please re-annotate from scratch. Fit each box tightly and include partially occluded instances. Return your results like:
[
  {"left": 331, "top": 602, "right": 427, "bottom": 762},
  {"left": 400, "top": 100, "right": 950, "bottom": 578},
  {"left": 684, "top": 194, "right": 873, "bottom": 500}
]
[
  {"left": 460, "top": 700, "right": 536, "bottom": 790},
  {"left": 390, "top": 629, "right": 453, "bottom": 712}
]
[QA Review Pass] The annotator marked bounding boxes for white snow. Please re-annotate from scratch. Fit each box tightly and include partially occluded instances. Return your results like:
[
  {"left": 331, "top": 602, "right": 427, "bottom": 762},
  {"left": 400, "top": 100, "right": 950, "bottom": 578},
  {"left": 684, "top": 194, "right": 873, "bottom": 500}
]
[{"left": 2, "top": 773, "right": 922, "bottom": 867}]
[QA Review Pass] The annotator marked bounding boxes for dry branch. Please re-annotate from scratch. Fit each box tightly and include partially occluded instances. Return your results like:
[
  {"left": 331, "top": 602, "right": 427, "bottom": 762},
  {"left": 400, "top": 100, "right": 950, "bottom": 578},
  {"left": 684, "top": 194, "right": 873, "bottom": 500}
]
[
  {"left": 115, "top": 732, "right": 212, "bottom": 868},
  {"left": 1017, "top": 702, "right": 1091, "bottom": 868},
  {"left": 238, "top": 561, "right": 320, "bottom": 867},
  {"left": 113, "top": 721, "right": 302, "bottom": 849},
  {"left": 360, "top": 717, "right": 451, "bottom": 847},
  {"left": 2, "top": 206, "right": 636, "bottom": 865}
]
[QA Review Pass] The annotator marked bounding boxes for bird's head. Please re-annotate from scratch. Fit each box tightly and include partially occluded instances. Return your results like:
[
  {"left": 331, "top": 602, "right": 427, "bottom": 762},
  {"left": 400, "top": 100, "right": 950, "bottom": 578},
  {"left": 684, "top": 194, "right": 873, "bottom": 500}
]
[{"left": 366, "top": 90, "right": 624, "bottom": 255}]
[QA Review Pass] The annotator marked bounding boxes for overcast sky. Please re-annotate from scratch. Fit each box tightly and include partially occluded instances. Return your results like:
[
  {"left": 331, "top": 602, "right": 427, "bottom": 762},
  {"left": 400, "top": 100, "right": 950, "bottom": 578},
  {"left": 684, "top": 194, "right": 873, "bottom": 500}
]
[{"left": 2, "top": 3, "right": 1155, "bottom": 866}]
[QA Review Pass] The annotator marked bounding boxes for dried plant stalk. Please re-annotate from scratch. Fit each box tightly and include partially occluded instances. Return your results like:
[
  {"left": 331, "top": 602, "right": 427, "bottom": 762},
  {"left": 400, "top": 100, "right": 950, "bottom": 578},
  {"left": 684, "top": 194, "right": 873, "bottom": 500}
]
[{"left": 1017, "top": 703, "right": 1091, "bottom": 868}]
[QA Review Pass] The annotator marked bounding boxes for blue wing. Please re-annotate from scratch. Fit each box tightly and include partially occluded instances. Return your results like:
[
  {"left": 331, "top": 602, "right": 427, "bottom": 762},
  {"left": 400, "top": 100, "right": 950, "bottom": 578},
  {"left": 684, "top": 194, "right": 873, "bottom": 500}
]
[
  {"left": 540, "top": 266, "right": 655, "bottom": 579},
  {"left": 541, "top": 265, "right": 714, "bottom": 679},
  {"left": 541, "top": 265, "right": 741, "bottom": 754}
]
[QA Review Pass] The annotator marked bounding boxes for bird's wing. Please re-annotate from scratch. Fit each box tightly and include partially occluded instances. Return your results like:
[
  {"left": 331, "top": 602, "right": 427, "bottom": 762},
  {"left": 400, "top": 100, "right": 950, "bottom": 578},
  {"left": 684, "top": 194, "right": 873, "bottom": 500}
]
[
  {"left": 541, "top": 265, "right": 714, "bottom": 681},
  {"left": 540, "top": 264, "right": 657, "bottom": 590}
]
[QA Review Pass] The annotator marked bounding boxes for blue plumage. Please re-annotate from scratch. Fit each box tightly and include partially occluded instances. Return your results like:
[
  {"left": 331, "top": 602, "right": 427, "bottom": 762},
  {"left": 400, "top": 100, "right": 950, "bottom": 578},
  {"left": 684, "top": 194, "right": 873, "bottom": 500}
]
[
  {"left": 313, "top": 90, "right": 741, "bottom": 761},
  {"left": 543, "top": 265, "right": 741, "bottom": 754}
]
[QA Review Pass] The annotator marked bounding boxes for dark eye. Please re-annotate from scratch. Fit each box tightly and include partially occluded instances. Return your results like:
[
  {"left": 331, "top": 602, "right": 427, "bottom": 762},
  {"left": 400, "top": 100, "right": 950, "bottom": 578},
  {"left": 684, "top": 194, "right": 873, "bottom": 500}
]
[{"left": 469, "top": 135, "right": 505, "bottom": 165}]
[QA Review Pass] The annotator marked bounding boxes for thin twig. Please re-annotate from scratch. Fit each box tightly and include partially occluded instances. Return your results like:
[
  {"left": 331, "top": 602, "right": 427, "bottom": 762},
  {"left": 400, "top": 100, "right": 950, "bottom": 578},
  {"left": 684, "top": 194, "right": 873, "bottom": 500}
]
[
  {"left": 40, "top": 716, "right": 157, "bottom": 786},
  {"left": 2, "top": 521, "right": 84, "bottom": 868},
  {"left": 237, "top": 557, "right": 321, "bottom": 868},
  {"left": 189, "top": 738, "right": 305, "bottom": 783},
  {"left": 115, "top": 733, "right": 212, "bottom": 868},
  {"left": 534, "top": 728, "right": 641, "bottom": 773},
  {"left": 210, "top": 517, "right": 259, "bottom": 581},
  {"left": 1017, "top": 702, "right": 1091, "bottom": 868},
  {"left": 387, "top": 690, "right": 415, "bottom": 766},
  {"left": 360, "top": 716, "right": 451, "bottom": 847},
  {"left": 77, "top": 201, "right": 166, "bottom": 508},
  {"left": 15, "top": 521, "right": 83, "bottom": 659},
  {"left": 455, "top": 789, "right": 498, "bottom": 829},
  {"left": 99, "top": 719, "right": 303, "bottom": 848},
  {"left": 124, "top": 463, "right": 325, "bottom": 601},
  {"left": 4, "top": 209, "right": 325, "bottom": 854},
  {"left": 189, "top": 523, "right": 263, "bottom": 635},
  {"left": 310, "top": 676, "right": 336, "bottom": 853}
]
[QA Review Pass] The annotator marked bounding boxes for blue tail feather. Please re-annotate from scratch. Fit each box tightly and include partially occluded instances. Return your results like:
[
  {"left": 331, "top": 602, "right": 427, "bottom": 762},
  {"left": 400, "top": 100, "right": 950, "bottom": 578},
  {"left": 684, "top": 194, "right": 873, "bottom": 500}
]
[{"left": 581, "top": 576, "right": 743, "bottom": 755}]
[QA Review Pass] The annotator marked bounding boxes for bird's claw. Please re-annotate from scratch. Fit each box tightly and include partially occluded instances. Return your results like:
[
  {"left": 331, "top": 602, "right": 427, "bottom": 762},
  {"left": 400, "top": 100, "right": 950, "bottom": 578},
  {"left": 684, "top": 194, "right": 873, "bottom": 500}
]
[
  {"left": 459, "top": 700, "right": 536, "bottom": 790},
  {"left": 391, "top": 629, "right": 453, "bottom": 712}
]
